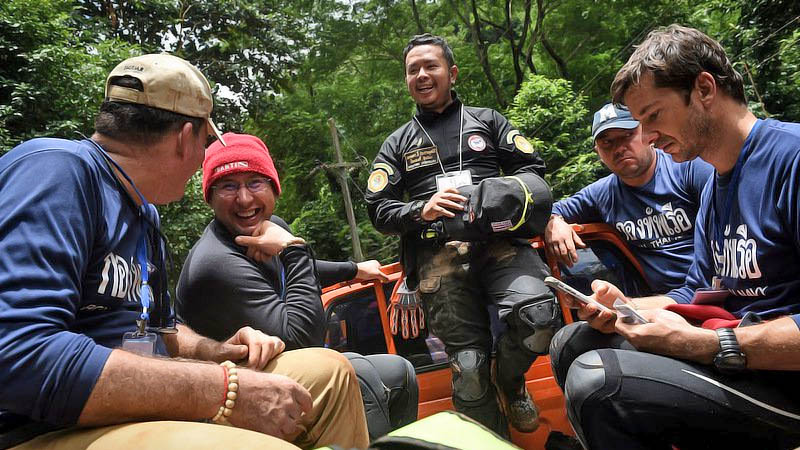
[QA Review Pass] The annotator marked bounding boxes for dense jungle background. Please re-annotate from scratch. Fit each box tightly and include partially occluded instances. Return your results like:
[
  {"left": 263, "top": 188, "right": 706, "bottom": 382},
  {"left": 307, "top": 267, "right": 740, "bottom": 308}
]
[{"left": 2, "top": 0, "right": 798, "bottom": 286}]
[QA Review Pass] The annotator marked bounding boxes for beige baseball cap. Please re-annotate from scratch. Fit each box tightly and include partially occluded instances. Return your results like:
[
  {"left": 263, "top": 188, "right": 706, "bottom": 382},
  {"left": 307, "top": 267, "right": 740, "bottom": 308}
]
[{"left": 105, "top": 53, "right": 226, "bottom": 146}]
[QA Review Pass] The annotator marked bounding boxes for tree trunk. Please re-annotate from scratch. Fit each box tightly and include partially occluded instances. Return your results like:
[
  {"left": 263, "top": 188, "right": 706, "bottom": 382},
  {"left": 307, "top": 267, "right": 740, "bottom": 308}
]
[
  {"left": 447, "top": 0, "right": 506, "bottom": 107},
  {"left": 409, "top": 0, "right": 425, "bottom": 35},
  {"left": 505, "top": 0, "right": 533, "bottom": 94}
]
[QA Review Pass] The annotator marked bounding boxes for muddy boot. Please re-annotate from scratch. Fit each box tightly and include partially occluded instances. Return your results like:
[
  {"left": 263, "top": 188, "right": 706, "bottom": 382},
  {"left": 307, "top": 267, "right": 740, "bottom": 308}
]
[
  {"left": 504, "top": 386, "right": 540, "bottom": 433},
  {"left": 495, "top": 331, "right": 540, "bottom": 433}
]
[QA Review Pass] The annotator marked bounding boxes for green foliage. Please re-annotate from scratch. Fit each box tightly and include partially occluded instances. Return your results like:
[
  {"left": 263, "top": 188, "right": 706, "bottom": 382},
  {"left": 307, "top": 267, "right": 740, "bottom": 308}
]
[
  {"left": 3, "top": 0, "right": 798, "bottom": 276},
  {"left": 506, "top": 74, "right": 602, "bottom": 199},
  {"left": 730, "top": 0, "right": 800, "bottom": 121},
  {"left": 159, "top": 172, "right": 213, "bottom": 287},
  {"left": 290, "top": 185, "right": 350, "bottom": 261},
  {"left": 777, "top": 29, "right": 800, "bottom": 120},
  {"left": 0, "top": 0, "right": 139, "bottom": 151}
]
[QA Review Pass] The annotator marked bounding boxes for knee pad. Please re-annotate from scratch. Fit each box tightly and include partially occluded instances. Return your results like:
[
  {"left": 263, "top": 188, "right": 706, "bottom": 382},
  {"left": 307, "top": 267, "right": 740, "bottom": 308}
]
[
  {"left": 511, "top": 295, "right": 563, "bottom": 355},
  {"left": 449, "top": 349, "right": 491, "bottom": 403},
  {"left": 549, "top": 322, "right": 586, "bottom": 383},
  {"left": 564, "top": 351, "right": 606, "bottom": 421}
]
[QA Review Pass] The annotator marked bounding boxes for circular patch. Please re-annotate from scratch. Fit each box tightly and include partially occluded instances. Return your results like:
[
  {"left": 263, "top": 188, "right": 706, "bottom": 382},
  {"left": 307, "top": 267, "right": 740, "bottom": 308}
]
[
  {"left": 367, "top": 169, "right": 389, "bottom": 193},
  {"left": 513, "top": 134, "right": 534, "bottom": 154},
  {"left": 468, "top": 134, "right": 486, "bottom": 152}
]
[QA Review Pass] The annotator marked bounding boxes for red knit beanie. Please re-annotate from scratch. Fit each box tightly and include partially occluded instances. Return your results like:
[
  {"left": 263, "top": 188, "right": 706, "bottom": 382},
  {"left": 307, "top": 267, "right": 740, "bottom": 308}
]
[{"left": 203, "top": 133, "right": 281, "bottom": 202}]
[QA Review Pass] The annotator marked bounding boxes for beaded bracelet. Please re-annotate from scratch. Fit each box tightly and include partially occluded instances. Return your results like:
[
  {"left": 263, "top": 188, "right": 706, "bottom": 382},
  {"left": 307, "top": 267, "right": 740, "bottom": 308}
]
[{"left": 210, "top": 360, "right": 239, "bottom": 424}]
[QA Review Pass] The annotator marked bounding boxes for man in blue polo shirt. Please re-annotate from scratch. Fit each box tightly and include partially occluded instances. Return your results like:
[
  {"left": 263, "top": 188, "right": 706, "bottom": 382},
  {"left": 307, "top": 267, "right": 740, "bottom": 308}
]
[
  {"left": 550, "top": 25, "right": 800, "bottom": 449},
  {"left": 0, "top": 54, "right": 367, "bottom": 449},
  {"left": 546, "top": 103, "right": 712, "bottom": 292}
]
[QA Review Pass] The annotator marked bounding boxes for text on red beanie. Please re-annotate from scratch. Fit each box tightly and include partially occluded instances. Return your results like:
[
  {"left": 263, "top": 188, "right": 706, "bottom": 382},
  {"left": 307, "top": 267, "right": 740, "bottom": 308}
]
[{"left": 202, "top": 132, "right": 281, "bottom": 202}]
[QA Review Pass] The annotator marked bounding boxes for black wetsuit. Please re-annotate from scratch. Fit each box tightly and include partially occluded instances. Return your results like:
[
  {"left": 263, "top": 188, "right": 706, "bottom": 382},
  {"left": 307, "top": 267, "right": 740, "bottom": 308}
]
[{"left": 366, "top": 92, "right": 554, "bottom": 436}]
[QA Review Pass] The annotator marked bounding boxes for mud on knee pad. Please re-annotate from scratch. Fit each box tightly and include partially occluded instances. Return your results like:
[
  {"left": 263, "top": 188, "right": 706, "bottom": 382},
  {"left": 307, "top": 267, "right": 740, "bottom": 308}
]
[
  {"left": 449, "top": 349, "right": 491, "bottom": 403},
  {"left": 511, "top": 295, "right": 563, "bottom": 355}
]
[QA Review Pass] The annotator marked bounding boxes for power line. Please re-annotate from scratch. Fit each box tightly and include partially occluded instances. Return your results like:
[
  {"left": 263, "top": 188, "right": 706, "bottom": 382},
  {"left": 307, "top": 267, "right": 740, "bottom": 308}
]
[
  {"left": 527, "top": 22, "right": 655, "bottom": 140},
  {"left": 752, "top": 33, "right": 800, "bottom": 71},
  {"left": 733, "top": 15, "right": 800, "bottom": 61}
]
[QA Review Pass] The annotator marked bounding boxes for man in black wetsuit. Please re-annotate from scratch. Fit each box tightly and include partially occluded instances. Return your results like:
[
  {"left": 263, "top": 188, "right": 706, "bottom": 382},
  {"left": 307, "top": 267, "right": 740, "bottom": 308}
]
[
  {"left": 365, "top": 34, "right": 554, "bottom": 437},
  {"left": 176, "top": 132, "right": 418, "bottom": 440}
]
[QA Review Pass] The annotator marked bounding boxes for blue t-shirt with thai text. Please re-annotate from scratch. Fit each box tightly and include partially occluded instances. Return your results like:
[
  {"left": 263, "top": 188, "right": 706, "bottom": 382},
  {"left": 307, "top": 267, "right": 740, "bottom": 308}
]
[
  {"left": 0, "top": 138, "right": 168, "bottom": 427},
  {"left": 553, "top": 150, "right": 713, "bottom": 292},
  {"left": 668, "top": 119, "right": 800, "bottom": 328}
]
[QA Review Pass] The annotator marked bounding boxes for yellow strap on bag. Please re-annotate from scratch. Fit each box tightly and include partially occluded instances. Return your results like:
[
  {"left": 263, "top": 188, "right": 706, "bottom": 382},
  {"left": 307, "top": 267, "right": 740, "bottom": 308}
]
[{"left": 506, "top": 175, "right": 534, "bottom": 232}]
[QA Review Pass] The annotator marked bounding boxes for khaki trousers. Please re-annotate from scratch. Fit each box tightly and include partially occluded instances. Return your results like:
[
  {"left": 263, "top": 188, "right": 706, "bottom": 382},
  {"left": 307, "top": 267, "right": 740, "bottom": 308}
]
[{"left": 13, "top": 348, "right": 369, "bottom": 450}]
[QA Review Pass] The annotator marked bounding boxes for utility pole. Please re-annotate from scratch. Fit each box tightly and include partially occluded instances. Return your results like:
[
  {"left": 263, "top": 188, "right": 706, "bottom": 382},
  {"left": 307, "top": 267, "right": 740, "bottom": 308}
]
[{"left": 327, "top": 118, "right": 364, "bottom": 262}]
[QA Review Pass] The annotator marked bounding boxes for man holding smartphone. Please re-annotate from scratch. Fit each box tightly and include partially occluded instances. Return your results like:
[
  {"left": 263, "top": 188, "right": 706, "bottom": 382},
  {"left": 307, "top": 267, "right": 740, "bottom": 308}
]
[{"left": 550, "top": 25, "right": 800, "bottom": 449}]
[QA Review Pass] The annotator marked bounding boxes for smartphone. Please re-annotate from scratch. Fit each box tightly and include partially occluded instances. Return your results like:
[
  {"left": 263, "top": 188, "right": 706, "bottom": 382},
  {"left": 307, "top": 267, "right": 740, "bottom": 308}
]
[
  {"left": 544, "top": 277, "right": 612, "bottom": 313},
  {"left": 612, "top": 299, "right": 649, "bottom": 324}
]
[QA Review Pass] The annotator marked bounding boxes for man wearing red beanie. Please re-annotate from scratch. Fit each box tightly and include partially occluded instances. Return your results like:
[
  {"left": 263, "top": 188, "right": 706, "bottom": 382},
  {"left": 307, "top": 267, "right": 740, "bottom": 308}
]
[{"left": 177, "top": 132, "right": 419, "bottom": 440}]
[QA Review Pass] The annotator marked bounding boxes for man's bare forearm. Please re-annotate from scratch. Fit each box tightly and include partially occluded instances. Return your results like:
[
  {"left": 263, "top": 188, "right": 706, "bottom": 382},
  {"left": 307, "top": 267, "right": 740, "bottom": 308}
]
[
  {"left": 738, "top": 317, "right": 800, "bottom": 370},
  {"left": 631, "top": 295, "right": 676, "bottom": 310},
  {"left": 163, "top": 323, "right": 225, "bottom": 362},
  {"left": 77, "top": 349, "right": 222, "bottom": 426}
]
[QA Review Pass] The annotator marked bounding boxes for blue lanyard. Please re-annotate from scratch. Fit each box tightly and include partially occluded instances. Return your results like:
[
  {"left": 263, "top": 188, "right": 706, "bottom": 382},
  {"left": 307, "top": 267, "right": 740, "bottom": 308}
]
[
  {"left": 88, "top": 139, "right": 155, "bottom": 326},
  {"left": 136, "top": 209, "right": 153, "bottom": 323}
]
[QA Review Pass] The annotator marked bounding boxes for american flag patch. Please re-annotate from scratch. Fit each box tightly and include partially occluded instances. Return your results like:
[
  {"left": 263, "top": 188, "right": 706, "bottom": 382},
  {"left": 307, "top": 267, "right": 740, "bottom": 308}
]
[{"left": 491, "top": 220, "right": 512, "bottom": 232}]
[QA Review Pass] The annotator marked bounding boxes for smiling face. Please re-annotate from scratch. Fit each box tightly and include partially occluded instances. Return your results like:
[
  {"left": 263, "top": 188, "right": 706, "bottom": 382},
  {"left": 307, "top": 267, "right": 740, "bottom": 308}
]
[
  {"left": 405, "top": 44, "right": 458, "bottom": 113},
  {"left": 209, "top": 171, "right": 276, "bottom": 237},
  {"left": 594, "top": 125, "right": 656, "bottom": 186},
  {"left": 623, "top": 73, "right": 713, "bottom": 163}
]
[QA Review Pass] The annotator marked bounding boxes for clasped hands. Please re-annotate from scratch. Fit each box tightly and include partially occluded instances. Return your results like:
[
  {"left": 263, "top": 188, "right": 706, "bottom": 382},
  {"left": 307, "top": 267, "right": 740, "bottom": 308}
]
[{"left": 214, "top": 326, "right": 312, "bottom": 440}]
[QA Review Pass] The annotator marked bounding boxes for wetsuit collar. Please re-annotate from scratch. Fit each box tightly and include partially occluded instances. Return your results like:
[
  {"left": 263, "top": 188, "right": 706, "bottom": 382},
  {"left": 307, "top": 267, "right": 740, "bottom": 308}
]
[{"left": 415, "top": 91, "right": 461, "bottom": 122}]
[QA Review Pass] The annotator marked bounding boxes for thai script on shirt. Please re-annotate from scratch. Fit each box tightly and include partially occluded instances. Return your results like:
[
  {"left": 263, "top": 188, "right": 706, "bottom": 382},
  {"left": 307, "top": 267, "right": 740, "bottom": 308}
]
[
  {"left": 97, "top": 252, "right": 143, "bottom": 303},
  {"left": 614, "top": 202, "right": 693, "bottom": 248},
  {"left": 711, "top": 224, "right": 762, "bottom": 282}
]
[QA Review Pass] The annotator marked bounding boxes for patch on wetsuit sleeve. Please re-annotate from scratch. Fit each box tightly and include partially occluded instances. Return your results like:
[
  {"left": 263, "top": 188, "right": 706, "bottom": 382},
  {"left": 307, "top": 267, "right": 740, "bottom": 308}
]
[
  {"left": 505, "top": 130, "right": 534, "bottom": 154},
  {"left": 514, "top": 135, "right": 534, "bottom": 154},
  {"left": 368, "top": 169, "right": 390, "bottom": 193}
]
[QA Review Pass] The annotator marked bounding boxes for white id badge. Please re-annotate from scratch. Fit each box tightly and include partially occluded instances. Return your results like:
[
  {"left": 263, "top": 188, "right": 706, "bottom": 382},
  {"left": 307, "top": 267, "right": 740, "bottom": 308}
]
[
  {"left": 122, "top": 331, "right": 157, "bottom": 355},
  {"left": 435, "top": 170, "right": 472, "bottom": 192}
]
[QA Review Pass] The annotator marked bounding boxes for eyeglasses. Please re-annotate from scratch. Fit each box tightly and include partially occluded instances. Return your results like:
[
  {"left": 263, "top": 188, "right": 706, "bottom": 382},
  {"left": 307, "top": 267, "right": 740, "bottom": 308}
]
[{"left": 212, "top": 177, "right": 271, "bottom": 199}]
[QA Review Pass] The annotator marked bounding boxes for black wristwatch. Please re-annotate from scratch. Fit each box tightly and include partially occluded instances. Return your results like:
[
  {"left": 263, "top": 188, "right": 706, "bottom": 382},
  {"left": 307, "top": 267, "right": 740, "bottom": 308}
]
[
  {"left": 409, "top": 200, "right": 426, "bottom": 224},
  {"left": 713, "top": 328, "right": 747, "bottom": 372}
]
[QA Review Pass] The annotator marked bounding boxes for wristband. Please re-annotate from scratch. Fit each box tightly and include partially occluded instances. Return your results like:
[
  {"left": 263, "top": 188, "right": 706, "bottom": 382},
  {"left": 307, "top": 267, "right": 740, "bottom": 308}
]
[{"left": 210, "top": 360, "right": 239, "bottom": 424}]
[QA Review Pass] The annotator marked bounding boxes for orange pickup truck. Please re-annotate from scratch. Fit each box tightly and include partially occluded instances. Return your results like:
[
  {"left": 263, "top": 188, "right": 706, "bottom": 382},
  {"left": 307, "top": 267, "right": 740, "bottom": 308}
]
[{"left": 321, "top": 224, "right": 652, "bottom": 449}]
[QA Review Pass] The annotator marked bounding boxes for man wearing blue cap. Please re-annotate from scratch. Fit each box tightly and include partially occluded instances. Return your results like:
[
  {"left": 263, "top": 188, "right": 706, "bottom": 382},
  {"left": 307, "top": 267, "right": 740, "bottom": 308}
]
[{"left": 545, "top": 103, "right": 713, "bottom": 292}]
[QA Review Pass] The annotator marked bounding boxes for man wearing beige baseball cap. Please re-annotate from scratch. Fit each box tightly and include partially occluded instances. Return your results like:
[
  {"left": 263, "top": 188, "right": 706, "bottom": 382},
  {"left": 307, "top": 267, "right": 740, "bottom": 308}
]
[{"left": 0, "top": 53, "right": 368, "bottom": 450}]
